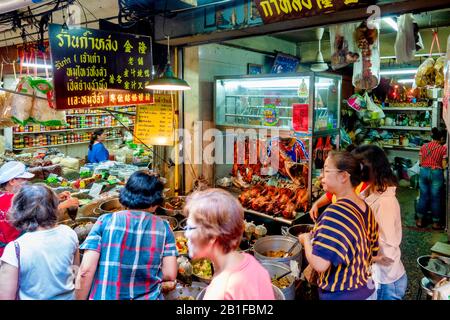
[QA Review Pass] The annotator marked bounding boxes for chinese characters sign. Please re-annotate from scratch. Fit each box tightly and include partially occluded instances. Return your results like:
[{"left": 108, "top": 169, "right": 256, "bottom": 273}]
[
  {"left": 49, "top": 24, "right": 153, "bottom": 110},
  {"left": 134, "top": 94, "right": 174, "bottom": 146},
  {"left": 254, "top": 0, "right": 362, "bottom": 24}
]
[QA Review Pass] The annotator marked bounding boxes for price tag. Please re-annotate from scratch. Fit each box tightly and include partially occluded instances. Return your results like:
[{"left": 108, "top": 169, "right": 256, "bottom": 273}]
[{"left": 89, "top": 183, "right": 104, "bottom": 198}]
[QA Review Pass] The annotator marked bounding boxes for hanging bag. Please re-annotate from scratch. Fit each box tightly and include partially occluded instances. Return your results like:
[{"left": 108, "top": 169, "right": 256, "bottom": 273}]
[{"left": 322, "top": 136, "right": 333, "bottom": 161}]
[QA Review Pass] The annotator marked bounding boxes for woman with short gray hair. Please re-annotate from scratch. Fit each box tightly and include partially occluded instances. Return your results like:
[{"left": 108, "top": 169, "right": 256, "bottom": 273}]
[{"left": 0, "top": 184, "right": 79, "bottom": 300}]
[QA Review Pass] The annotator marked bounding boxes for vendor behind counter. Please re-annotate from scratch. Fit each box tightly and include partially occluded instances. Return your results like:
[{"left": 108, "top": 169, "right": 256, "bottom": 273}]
[{"left": 87, "top": 129, "right": 110, "bottom": 163}]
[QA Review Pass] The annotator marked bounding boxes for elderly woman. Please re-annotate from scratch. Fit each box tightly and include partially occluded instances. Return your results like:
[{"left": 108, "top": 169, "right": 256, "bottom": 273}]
[
  {"left": 0, "top": 184, "right": 79, "bottom": 300},
  {"left": 184, "top": 188, "right": 274, "bottom": 300},
  {"left": 299, "top": 151, "right": 379, "bottom": 300},
  {"left": 75, "top": 171, "right": 178, "bottom": 300}
]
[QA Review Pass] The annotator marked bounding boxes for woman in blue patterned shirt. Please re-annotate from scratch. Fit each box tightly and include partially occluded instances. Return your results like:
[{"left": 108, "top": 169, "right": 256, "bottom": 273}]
[
  {"left": 299, "top": 151, "right": 379, "bottom": 300},
  {"left": 75, "top": 171, "right": 178, "bottom": 300}
]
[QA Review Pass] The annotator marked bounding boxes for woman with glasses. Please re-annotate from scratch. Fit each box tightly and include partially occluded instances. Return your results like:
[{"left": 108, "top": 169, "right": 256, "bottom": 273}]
[
  {"left": 298, "top": 151, "right": 379, "bottom": 300},
  {"left": 75, "top": 171, "right": 178, "bottom": 300},
  {"left": 183, "top": 189, "right": 274, "bottom": 300}
]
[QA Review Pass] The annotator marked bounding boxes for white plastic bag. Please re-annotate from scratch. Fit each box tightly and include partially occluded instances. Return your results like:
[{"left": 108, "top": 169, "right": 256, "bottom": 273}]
[
  {"left": 10, "top": 76, "right": 34, "bottom": 125},
  {"left": 395, "top": 14, "right": 417, "bottom": 64},
  {"left": 352, "top": 21, "right": 380, "bottom": 90},
  {"left": 330, "top": 23, "right": 359, "bottom": 70},
  {"left": 365, "top": 92, "right": 385, "bottom": 120},
  {"left": 30, "top": 77, "right": 66, "bottom": 126}
]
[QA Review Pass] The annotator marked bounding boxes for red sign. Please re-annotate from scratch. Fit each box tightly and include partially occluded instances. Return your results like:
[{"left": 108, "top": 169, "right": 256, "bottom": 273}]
[
  {"left": 292, "top": 103, "right": 309, "bottom": 132},
  {"left": 254, "top": 0, "right": 364, "bottom": 25}
]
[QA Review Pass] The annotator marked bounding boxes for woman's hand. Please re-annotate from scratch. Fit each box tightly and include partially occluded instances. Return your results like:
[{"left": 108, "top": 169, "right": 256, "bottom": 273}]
[
  {"left": 58, "top": 191, "right": 71, "bottom": 201},
  {"left": 298, "top": 232, "right": 311, "bottom": 246},
  {"left": 59, "top": 197, "right": 80, "bottom": 211},
  {"left": 309, "top": 203, "right": 319, "bottom": 222}
]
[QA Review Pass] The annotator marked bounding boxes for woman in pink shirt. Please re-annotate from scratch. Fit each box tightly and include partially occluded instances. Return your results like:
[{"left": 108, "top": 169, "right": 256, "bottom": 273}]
[
  {"left": 183, "top": 188, "right": 274, "bottom": 300},
  {"left": 352, "top": 145, "right": 407, "bottom": 300}
]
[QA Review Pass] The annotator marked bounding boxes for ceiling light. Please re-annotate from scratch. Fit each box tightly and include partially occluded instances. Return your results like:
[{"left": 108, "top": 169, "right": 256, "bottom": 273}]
[
  {"left": 145, "top": 36, "right": 191, "bottom": 91},
  {"left": 21, "top": 62, "right": 52, "bottom": 70},
  {"left": 383, "top": 17, "right": 398, "bottom": 31},
  {"left": 380, "top": 69, "right": 417, "bottom": 75},
  {"left": 398, "top": 79, "right": 415, "bottom": 84}
]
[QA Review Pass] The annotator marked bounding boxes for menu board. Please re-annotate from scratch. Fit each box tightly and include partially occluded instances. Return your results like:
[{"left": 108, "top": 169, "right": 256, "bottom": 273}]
[
  {"left": 134, "top": 94, "right": 174, "bottom": 146},
  {"left": 48, "top": 24, "right": 153, "bottom": 110}
]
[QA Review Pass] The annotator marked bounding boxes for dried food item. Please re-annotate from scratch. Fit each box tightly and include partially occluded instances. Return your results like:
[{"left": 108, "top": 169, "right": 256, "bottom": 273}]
[
  {"left": 330, "top": 23, "right": 359, "bottom": 70},
  {"left": 264, "top": 250, "right": 290, "bottom": 258},
  {"left": 353, "top": 21, "right": 380, "bottom": 90},
  {"left": 0, "top": 92, "right": 15, "bottom": 127},
  {"left": 254, "top": 224, "right": 267, "bottom": 239},
  {"left": 415, "top": 58, "right": 436, "bottom": 87},
  {"left": 271, "top": 276, "right": 292, "bottom": 289},
  {"left": 177, "top": 256, "right": 193, "bottom": 277},
  {"left": 244, "top": 220, "right": 256, "bottom": 240},
  {"left": 177, "top": 296, "right": 195, "bottom": 300},
  {"left": 435, "top": 56, "right": 446, "bottom": 88}
]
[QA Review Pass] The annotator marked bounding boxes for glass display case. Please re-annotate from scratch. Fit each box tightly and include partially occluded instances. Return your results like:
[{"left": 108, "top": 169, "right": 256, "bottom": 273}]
[{"left": 213, "top": 72, "right": 342, "bottom": 225}]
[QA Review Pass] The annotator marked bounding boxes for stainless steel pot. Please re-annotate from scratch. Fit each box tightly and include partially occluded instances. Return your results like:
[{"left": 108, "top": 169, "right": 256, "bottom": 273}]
[
  {"left": 281, "top": 224, "right": 314, "bottom": 239},
  {"left": 261, "top": 261, "right": 295, "bottom": 300},
  {"left": 164, "top": 282, "right": 207, "bottom": 300},
  {"left": 253, "top": 235, "right": 302, "bottom": 270}
]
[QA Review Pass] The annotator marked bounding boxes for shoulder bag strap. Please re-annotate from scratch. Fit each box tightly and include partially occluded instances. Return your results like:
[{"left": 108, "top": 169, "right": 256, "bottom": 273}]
[{"left": 14, "top": 241, "right": 20, "bottom": 300}]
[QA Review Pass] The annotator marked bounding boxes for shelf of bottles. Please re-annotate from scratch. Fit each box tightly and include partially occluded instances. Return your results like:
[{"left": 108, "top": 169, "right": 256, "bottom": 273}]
[{"left": 12, "top": 106, "right": 135, "bottom": 150}]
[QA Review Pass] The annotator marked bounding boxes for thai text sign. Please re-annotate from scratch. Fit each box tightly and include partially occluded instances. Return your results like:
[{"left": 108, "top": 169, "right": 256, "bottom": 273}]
[
  {"left": 254, "top": 0, "right": 362, "bottom": 24},
  {"left": 134, "top": 94, "right": 175, "bottom": 146},
  {"left": 49, "top": 24, "right": 153, "bottom": 110}
]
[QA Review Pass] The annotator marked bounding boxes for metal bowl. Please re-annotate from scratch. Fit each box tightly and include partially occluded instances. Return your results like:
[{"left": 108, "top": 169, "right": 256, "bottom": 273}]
[
  {"left": 417, "top": 255, "right": 450, "bottom": 285},
  {"left": 162, "top": 196, "right": 187, "bottom": 217},
  {"left": 191, "top": 258, "right": 214, "bottom": 284},
  {"left": 178, "top": 218, "right": 187, "bottom": 230},
  {"left": 159, "top": 215, "right": 179, "bottom": 231},
  {"left": 59, "top": 217, "right": 97, "bottom": 243},
  {"left": 164, "top": 282, "right": 207, "bottom": 300},
  {"left": 261, "top": 261, "right": 295, "bottom": 300},
  {"left": 286, "top": 224, "right": 314, "bottom": 238},
  {"left": 196, "top": 284, "right": 285, "bottom": 300}
]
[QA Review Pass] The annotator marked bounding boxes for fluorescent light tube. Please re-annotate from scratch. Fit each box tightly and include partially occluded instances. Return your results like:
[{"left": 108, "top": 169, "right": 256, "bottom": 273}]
[
  {"left": 398, "top": 79, "right": 415, "bottom": 84},
  {"left": 383, "top": 17, "right": 398, "bottom": 31},
  {"left": 21, "top": 62, "right": 52, "bottom": 70},
  {"left": 380, "top": 69, "right": 417, "bottom": 75}
]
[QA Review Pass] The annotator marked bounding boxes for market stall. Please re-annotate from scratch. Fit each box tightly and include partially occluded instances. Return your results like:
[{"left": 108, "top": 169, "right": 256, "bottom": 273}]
[{"left": 213, "top": 72, "right": 341, "bottom": 229}]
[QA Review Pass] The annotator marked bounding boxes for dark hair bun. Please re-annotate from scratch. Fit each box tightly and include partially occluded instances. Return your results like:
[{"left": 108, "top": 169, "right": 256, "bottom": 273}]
[{"left": 119, "top": 171, "right": 164, "bottom": 209}]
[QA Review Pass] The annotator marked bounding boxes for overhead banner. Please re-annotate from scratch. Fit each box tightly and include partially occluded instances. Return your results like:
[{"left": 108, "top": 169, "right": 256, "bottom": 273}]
[
  {"left": 134, "top": 94, "right": 175, "bottom": 146},
  {"left": 48, "top": 24, "right": 153, "bottom": 110},
  {"left": 254, "top": 0, "right": 364, "bottom": 24}
]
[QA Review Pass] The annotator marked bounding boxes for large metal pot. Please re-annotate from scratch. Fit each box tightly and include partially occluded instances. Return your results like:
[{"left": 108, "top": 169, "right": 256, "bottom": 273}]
[
  {"left": 164, "top": 282, "right": 207, "bottom": 300},
  {"left": 417, "top": 255, "right": 450, "bottom": 285},
  {"left": 281, "top": 224, "right": 314, "bottom": 239},
  {"left": 261, "top": 261, "right": 295, "bottom": 300},
  {"left": 253, "top": 235, "right": 302, "bottom": 270}
]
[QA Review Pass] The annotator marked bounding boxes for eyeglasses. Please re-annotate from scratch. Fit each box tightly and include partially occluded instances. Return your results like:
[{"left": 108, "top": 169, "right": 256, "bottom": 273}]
[
  {"left": 320, "top": 168, "right": 345, "bottom": 175},
  {"left": 182, "top": 225, "right": 198, "bottom": 231}
]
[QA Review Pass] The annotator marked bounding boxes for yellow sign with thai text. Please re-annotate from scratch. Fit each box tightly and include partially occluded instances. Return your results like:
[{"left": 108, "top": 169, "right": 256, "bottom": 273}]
[{"left": 134, "top": 94, "right": 174, "bottom": 146}]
